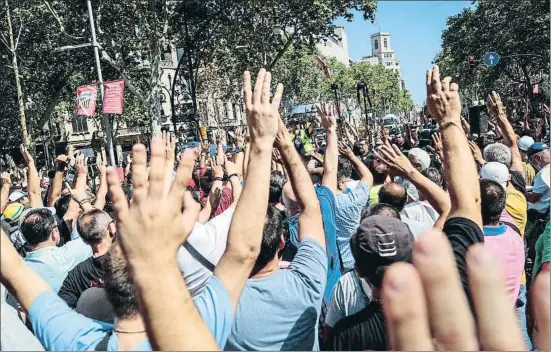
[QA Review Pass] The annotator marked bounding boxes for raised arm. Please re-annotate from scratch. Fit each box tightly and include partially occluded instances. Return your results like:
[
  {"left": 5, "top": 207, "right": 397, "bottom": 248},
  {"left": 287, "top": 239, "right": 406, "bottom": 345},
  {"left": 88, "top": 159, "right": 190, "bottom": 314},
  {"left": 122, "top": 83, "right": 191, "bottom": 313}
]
[
  {"left": 223, "top": 158, "right": 242, "bottom": 207},
  {"left": 488, "top": 91, "right": 523, "bottom": 174},
  {"left": 20, "top": 145, "right": 43, "bottom": 207},
  {"left": 338, "top": 141, "right": 374, "bottom": 187},
  {"left": 47, "top": 155, "right": 69, "bottom": 207},
  {"left": 214, "top": 69, "right": 281, "bottom": 311},
  {"left": 275, "top": 116, "right": 325, "bottom": 248},
  {"left": 426, "top": 66, "right": 481, "bottom": 227},
  {"left": 377, "top": 142, "right": 451, "bottom": 230},
  {"left": 317, "top": 103, "right": 338, "bottom": 194},
  {"left": 93, "top": 161, "right": 108, "bottom": 210},
  {"left": 1, "top": 172, "right": 11, "bottom": 213},
  {"left": 106, "top": 143, "right": 217, "bottom": 351}
]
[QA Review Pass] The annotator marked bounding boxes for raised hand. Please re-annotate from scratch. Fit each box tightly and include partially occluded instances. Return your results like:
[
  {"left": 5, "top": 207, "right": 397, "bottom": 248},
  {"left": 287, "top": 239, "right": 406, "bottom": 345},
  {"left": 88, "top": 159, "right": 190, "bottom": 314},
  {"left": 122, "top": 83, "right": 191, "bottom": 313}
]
[
  {"left": 96, "top": 158, "right": 107, "bottom": 176},
  {"left": 487, "top": 91, "right": 506, "bottom": 120},
  {"left": 106, "top": 142, "right": 200, "bottom": 263},
  {"left": 468, "top": 141, "right": 486, "bottom": 166},
  {"left": 235, "top": 127, "right": 245, "bottom": 148},
  {"left": 20, "top": 145, "right": 34, "bottom": 165},
  {"left": 243, "top": 69, "right": 282, "bottom": 148},
  {"left": 427, "top": 132, "right": 444, "bottom": 160},
  {"left": 75, "top": 154, "right": 88, "bottom": 176},
  {"left": 338, "top": 140, "right": 353, "bottom": 158},
  {"left": 316, "top": 102, "right": 336, "bottom": 132},
  {"left": 382, "top": 231, "right": 526, "bottom": 351},
  {"left": 55, "top": 154, "right": 69, "bottom": 170},
  {"left": 375, "top": 142, "right": 415, "bottom": 177},
  {"left": 426, "top": 65, "right": 461, "bottom": 125},
  {"left": 1, "top": 172, "right": 11, "bottom": 185}
]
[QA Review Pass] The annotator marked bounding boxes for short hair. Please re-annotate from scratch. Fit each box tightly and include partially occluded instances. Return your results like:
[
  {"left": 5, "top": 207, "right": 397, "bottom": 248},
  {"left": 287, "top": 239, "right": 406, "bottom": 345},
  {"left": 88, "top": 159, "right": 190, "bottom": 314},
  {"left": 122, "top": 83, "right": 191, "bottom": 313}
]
[
  {"left": 480, "top": 179, "right": 506, "bottom": 225},
  {"left": 198, "top": 168, "right": 214, "bottom": 195},
  {"left": 422, "top": 167, "right": 443, "bottom": 187},
  {"left": 20, "top": 208, "right": 56, "bottom": 246},
  {"left": 103, "top": 243, "right": 139, "bottom": 319},
  {"left": 252, "top": 206, "right": 288, "bottom": 276},
  {"left": 54, "top": 195, "right": 72, "bottom": 218},
  {"left": 338, "top": 157, "right": 353, "bottom": 179},
  {"left": 483, "top": 143, "right": 512, "bottom": 168},
  {"left": 378, "top": 182, "right": 407, "bottom": 212},
  {"left": 269, "top": 171, "right": 287, "bottom": 204},
  {"left": 366, "top": 203, "right": 401, "bottom": 219},
  {"left": 76, "top": 209, "right": 113, "bottom": 246}
]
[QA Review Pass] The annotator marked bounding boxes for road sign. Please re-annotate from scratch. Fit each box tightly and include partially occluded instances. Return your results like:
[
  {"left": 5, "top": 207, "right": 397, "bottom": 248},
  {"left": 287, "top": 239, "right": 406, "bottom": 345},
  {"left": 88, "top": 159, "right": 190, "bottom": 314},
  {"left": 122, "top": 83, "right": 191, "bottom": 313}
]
[{"left": 484, "top": 52, "right": 500, "bottom": 66}]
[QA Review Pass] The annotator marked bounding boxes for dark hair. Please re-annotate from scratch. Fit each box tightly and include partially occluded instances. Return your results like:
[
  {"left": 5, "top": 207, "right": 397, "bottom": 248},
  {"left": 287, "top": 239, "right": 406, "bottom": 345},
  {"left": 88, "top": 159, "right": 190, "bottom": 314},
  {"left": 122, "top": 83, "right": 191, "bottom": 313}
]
[
  {"left": 269, "top": 171, "right": 287, "bottom": 204},
  {"left": 367, "top": 203, "right": 401, "bottom": 219},
  {"left": 422, "top": 167, "right": 443, "bottom": 187},
  {"left": 251, "top": 206, "right": 288, "bottom": 276},
  {"left": 338, "top": 157, "right": 353, "bottom": 179},
  {"left": 47, "top": 170, "right": 56, "bottom": 179},
  {"left": 54, "top": 195, "right": 72, "bottom": 218},
  {"left": 378, "top": 182, "right": 407, "bottom": 212},
  {"left": 20, "top": 208, "right": 56, "bottom": 246},
  {"left": 199, "top": 168, "right": 214, "bottom": 195},
  {"left": 77, "top": 209, "right": 112, "bottom": 246},
  {"left": 480, "top": 179, "right": 506, "bottom": 225},
  {"left": 103, "top": 243, "right": 139, "bottom": 319},
  {"left": 364, "top": 154, "right": 388, "bottom": 185},
  {"left": 476, "top": 134, "right": 496, "bottom": 151}
]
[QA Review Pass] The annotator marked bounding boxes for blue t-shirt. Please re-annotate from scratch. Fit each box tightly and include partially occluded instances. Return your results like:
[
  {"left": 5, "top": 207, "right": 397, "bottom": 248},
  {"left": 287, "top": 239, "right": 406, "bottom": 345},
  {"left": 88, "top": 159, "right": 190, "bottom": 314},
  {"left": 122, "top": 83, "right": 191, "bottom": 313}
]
[
  {"left": 29, "top": 276, "right": 233, "bottom": 351},
  {"left": 225, "top": 239, "right": 327, "bottom": 351},
  {"left": 288, "top": 186, "right": 341, "bottom": 303},
  {"left": 529, "top": 165, "right": 550, "bottom": 214}
]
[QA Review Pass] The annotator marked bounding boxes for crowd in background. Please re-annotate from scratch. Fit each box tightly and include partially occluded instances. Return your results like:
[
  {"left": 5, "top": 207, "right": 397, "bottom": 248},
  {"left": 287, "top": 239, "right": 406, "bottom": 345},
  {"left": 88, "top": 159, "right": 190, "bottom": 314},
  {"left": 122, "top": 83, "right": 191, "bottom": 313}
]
[{"left": 0, "top": 66, "right": 550, "bottom": 351}]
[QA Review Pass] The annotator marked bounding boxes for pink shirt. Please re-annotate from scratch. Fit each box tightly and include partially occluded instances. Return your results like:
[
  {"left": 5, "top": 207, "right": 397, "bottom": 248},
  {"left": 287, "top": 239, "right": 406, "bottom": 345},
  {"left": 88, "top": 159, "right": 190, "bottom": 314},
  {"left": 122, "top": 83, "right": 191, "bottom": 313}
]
[{"left": 484, "top": 212, "right": 525, "bottom": 306}]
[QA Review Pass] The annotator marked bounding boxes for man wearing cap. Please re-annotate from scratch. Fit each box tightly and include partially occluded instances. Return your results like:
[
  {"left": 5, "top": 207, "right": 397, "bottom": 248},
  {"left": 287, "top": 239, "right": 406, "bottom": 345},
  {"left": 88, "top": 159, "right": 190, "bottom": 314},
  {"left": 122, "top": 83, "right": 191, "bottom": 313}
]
[
  {"left": 325, "top": 215, "right": 414, "bottom": 351},
  {"left": 8, "top": 190, "right": 29, "bottom": 206},
  {"left": 518, "top": 135, "right": 536, "bottom": 186},
  {"left": 20, "top": 208, "right": 92, "bottom": 293},
  {"left": 1, "top": 203, "right": 27, "bottom": 256}
]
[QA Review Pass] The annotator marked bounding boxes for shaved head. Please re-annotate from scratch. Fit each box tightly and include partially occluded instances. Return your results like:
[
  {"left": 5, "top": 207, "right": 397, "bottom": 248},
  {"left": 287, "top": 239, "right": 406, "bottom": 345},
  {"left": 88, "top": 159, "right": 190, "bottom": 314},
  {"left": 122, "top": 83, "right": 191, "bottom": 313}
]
[{"left": 378, "top": 182, "right": 407, "bottom": 212}]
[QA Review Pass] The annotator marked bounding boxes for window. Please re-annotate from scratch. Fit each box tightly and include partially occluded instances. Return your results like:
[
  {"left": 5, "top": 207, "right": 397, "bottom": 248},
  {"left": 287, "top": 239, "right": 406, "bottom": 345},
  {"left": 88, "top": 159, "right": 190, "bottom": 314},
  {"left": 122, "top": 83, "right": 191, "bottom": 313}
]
[
  {"left": 374, "top": 39, "right": 378, "bottom": 50},
  {"left": 71, "top": 116, "right": 88, "bottom": 133},
  {"left": 384, "top": 38, "right": 388, "bottom": 48},
  {"left": 384, "top": 53, "right": 392, "bottom": 58},
  {"left": 385, "top": 62, "right": 392, "bottom": 66}
]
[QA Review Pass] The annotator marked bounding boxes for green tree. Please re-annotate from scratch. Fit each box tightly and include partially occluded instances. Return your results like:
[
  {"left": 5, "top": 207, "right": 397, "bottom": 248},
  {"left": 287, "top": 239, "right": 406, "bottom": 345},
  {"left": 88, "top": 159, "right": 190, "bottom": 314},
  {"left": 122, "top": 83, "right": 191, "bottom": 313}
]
[{"left": 434, "top": 0, "right": 549, "bottom": 117}]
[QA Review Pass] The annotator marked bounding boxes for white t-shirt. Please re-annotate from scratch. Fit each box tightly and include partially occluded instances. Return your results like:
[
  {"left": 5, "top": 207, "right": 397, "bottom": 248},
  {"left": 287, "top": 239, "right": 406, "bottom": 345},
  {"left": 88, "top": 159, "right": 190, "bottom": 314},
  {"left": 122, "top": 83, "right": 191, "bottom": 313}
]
[
  {"left": 324, "top": 271, "right": 371, "bottom": 327},
  {"left": 177, "top": 207, "right": 235, "bottom": 297},
  {"left": 402, "top": 201, "right": 439, "bottom": 226}
]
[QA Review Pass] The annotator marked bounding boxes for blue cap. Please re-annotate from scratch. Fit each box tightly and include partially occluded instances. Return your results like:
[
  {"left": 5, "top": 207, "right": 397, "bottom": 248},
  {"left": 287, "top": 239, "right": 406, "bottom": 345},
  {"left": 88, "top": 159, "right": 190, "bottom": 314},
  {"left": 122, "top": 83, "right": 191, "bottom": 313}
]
[{"left": 527, "top": 142, "right": 549, "bottom": 157}]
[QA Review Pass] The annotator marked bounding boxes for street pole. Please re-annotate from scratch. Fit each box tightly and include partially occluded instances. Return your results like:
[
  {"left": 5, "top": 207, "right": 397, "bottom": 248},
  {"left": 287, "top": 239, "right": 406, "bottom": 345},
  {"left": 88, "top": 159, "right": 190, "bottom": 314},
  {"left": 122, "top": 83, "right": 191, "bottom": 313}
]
[{"left": 86, "top": 0, "right": 116, "bottom": 167}]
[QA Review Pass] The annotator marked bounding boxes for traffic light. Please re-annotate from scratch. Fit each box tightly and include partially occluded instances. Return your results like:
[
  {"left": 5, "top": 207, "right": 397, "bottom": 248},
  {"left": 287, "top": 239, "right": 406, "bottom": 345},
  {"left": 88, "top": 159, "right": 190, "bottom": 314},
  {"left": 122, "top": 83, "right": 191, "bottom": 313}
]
[{"left": 467, "top": 56, "right": 476, "bottom": 70}]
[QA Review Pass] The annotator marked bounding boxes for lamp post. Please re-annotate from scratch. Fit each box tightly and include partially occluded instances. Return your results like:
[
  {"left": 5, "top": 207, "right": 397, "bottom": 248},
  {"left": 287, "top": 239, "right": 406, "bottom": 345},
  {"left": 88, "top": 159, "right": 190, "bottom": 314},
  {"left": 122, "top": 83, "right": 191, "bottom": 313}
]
[{"left": 356, "top": 79, "right": 373, "bottom": 145}]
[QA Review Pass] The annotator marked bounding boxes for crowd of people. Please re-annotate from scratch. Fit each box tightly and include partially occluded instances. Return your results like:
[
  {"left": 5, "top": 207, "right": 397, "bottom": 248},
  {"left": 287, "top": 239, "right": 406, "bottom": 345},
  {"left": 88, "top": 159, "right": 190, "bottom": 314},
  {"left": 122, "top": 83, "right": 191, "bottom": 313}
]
[{"left": 0, "top": 66, "right": 549, "bottom": 351}]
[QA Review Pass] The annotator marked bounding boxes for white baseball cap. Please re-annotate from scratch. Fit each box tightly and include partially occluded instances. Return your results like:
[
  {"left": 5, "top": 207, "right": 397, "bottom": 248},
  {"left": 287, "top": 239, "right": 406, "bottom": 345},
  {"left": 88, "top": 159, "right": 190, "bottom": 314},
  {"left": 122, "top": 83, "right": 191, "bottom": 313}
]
[
  {"left": 518, "top": 136, "right": 535, "bottom": 152},
  {"left": 8, "top": 190, "right": 28, "bottom": 203},
  {"left": 480, "top": 162, "right": 510, "bottom": 190}
]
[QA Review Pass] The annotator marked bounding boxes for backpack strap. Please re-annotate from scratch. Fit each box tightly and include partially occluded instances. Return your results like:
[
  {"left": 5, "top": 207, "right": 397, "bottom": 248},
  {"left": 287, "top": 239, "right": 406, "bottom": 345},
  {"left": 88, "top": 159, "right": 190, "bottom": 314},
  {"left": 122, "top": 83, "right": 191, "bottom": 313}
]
[
  {"left": 95, "top": 331, "right": 112, "bottom": 351},
  {"left": 183, "top": 241, "right": 216, "bottom": 272},
  {"left": 502, "top": 221, "right": 521, "bottom": 237}
]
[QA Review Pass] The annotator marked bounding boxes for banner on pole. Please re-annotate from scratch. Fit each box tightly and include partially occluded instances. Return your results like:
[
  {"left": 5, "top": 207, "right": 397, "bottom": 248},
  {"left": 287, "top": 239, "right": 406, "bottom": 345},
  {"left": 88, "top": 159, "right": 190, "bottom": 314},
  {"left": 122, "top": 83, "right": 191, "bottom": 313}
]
[
  {"left": 103, "top": 80, "right": 125, "bottom": 114},
  {"left": 76, "top": 84, "right": 98, "bottom": 116}
]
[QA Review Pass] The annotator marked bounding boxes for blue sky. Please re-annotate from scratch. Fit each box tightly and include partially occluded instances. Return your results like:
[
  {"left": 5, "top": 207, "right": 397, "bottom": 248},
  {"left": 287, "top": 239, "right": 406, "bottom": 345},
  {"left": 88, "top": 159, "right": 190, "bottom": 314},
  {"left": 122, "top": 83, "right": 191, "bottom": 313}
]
[{"left": 335, "top": 1, "right": 474, "bottom": 104}]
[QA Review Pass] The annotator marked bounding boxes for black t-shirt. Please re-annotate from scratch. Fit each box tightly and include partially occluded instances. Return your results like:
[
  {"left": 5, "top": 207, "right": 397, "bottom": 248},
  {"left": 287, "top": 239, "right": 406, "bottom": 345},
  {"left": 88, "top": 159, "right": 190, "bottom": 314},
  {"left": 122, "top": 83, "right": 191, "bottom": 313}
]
[
  {"left": 58, "top": 254, "right": 106, "bottom": 308},
  {"left": 326, "top": 217, "right": 483, "bottom": 351},
  {"left": 326, "top": 302, "right": 386, "bottom": 351}
]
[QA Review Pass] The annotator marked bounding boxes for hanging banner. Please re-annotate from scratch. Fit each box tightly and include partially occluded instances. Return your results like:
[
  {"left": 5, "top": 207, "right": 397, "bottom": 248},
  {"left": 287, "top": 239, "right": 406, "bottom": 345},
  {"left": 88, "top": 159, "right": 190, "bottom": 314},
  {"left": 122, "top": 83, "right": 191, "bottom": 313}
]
[
  {"left": 103, "top": 80, "right": 125, "bottom": 114},
  {"left": 76, "top": 84, "right": 97, "bottom": 116}
]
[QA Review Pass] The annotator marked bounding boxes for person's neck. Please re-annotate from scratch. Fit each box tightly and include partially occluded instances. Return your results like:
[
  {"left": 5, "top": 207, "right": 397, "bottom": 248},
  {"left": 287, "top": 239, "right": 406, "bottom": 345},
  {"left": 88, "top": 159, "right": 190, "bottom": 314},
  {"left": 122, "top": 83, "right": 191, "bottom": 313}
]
[
  {"left": 114, "top": 315, "right": 148, "bottom": 351},
  {"left": 251, "top": 257, "right": 280, "bottom": 279},
  {"left": 92, "top": 241, "right": 110, "bottom": 258},
  {"left": 484, "top": 221, "right": 501, "bottom": 227},
  {"left": 30, "top": 240, "right": 56, "bottom": 251}
]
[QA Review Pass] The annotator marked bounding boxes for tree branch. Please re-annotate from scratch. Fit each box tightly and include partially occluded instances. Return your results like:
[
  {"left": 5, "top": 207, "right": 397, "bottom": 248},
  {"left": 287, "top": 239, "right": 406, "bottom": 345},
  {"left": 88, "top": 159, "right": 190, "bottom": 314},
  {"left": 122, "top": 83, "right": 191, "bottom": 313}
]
[
  {"left": 267, "top": 32, "right": 296, "bottom": 70},
  {"left": 42, "top": 0, "right": 85, "bottom": 41}
]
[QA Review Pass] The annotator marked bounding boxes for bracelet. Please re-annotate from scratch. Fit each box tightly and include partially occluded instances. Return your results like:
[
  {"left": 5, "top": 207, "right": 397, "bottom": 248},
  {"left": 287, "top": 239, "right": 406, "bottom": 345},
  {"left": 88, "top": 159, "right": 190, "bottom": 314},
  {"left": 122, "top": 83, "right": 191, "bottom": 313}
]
[
  {"left": 234, "top": 148, "right": 244, "bottom": 153},
  {"left": 214, "top": 176, "right": 223, "bottom": 182},
  {"left": 78, "top": 198, "right": 91, "bottom": 206},
  {"left": 227, "top": 173, "right": 238, "bottom": 180}
]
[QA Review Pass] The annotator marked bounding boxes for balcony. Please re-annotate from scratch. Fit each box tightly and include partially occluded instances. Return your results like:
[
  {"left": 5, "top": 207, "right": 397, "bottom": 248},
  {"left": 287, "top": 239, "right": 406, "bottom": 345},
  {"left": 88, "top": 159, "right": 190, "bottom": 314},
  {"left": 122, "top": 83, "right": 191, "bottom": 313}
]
[{"left": 116, "top": 126, "right": 148, "bottom": 137}]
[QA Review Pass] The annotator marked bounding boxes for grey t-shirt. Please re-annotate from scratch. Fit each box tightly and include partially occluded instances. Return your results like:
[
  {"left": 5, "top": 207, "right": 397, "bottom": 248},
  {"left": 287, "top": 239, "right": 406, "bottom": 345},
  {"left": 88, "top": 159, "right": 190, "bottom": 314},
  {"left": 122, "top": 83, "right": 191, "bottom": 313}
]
[
  {"left": 225, "top": 239, "right": 327, "bottom": 351},
  {"left": 324, "top": 271, "right": 371, "bottom": 328}
]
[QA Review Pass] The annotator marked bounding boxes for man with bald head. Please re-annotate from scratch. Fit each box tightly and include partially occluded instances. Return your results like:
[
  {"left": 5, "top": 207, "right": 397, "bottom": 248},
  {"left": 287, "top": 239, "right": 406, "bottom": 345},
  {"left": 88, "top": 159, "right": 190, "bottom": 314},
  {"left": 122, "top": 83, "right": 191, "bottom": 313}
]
[
  {"left": 378, "top": 182, "right": 432, "bottom": 239},
  {"left": 58, "top": 209, "right": 116, "bottom": 308}
]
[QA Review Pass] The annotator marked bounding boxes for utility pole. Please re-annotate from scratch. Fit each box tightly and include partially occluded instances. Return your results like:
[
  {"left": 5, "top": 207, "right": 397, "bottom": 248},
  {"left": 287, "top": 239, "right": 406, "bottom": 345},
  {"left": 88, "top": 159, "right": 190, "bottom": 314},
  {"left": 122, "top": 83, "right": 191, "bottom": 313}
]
[
  {"left": 5, "top": 0, "right": 29, "bottom": 147},
  {"left": 86, "top": 0, "right": 116, "bottom": 166}
]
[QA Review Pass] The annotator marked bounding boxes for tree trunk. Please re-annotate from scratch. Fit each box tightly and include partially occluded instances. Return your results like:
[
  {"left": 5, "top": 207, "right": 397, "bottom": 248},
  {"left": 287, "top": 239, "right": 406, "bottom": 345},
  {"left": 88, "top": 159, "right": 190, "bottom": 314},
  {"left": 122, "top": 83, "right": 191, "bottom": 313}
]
[{"left": 6, "top": 0, "right": 29, "bottom": 147}]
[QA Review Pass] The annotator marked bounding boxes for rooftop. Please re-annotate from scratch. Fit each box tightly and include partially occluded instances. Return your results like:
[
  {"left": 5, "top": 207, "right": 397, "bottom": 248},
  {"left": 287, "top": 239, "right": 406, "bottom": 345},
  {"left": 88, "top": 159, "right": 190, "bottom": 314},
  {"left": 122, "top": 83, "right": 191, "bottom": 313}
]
[{"left": 370, "top": 32, "right": 391, "bottom": 37}]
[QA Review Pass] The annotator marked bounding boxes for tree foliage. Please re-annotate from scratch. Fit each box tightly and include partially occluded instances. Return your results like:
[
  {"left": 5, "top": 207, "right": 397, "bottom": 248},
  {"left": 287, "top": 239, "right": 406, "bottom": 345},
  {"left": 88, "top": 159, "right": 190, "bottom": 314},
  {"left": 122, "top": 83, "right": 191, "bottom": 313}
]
[{"left": 434, "top": 0, "right": 549, "bottom": 116}]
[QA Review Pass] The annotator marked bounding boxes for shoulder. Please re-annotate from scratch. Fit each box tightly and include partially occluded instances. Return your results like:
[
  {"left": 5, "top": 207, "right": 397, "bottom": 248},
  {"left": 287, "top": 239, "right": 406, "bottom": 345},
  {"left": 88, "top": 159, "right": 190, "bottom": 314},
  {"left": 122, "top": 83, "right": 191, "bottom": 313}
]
[{"left": 330, "top": 304, "right": 386, "bottom": 351}]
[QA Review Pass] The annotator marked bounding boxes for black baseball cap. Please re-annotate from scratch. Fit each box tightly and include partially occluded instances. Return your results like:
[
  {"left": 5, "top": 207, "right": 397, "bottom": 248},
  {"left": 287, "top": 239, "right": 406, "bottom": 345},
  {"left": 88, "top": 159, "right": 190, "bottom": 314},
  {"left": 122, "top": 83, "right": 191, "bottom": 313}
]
[{"left": 350, "top": 215, "right": 414, "bottom": 287}]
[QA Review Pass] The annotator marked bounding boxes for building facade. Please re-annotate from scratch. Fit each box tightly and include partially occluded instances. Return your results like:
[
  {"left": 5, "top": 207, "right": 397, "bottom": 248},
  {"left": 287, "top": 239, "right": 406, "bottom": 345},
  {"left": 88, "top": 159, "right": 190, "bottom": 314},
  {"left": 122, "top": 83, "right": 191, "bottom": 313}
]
[
  {"left": 358, "top": 32, "right": 405, "bottom": 90},
  {"left": 316, "top": 26, "right": 350, "bottom": 66}
]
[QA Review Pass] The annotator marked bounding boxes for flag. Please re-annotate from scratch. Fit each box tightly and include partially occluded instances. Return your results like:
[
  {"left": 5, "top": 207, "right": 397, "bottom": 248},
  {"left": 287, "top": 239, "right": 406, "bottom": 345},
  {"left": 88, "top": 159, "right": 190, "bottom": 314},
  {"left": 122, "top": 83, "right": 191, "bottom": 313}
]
[
  {"left": 76, "top": 84, "right": 97, "bottom": 116},
  {"left": 103, "top": 80, "right": 125, "bottom": 114}
]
